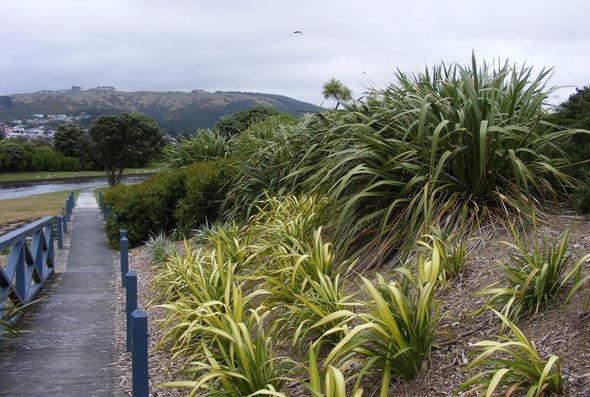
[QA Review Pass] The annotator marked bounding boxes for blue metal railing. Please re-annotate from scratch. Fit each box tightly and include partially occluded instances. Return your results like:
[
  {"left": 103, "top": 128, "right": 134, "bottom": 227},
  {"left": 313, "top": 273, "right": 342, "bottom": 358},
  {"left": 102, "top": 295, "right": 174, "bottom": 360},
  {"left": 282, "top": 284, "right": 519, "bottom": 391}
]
[{"left": 0, "top": 216, "right": 57, "bottom": 315}]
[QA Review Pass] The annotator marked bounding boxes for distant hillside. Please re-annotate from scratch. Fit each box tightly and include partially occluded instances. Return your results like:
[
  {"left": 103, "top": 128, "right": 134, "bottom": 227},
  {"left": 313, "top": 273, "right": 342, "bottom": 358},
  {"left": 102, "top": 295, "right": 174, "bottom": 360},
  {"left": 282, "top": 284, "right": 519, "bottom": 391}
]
[{"left": 0, "top": 89, "right": 321, "bottom": 135}]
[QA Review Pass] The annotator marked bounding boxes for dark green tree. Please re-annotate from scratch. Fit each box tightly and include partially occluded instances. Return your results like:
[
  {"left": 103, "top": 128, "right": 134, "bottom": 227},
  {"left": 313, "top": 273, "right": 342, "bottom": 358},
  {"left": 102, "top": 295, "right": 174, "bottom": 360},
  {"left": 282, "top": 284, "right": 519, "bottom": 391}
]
[
  {"left": 322, "top": 78, "right": 352, "bottom": 109},
  {"left": 53, "top": 123, "right": 87, "bottom": 157},
  {"left": 0, "top": 140, "right": 27, "bottom": 171},
  {"left": 214, "top": 106, "right": 280, "bottom": 135},
  {"left": 88, "top": 113, "right": 165, "bottom": 186}
]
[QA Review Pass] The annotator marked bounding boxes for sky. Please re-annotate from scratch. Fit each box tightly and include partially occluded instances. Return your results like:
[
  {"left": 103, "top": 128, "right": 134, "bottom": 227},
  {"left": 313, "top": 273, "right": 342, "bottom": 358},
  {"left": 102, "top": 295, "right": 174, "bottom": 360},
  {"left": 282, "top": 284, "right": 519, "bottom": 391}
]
[{"left": 1, "top": 0, "right": 589, "bottom": 107}]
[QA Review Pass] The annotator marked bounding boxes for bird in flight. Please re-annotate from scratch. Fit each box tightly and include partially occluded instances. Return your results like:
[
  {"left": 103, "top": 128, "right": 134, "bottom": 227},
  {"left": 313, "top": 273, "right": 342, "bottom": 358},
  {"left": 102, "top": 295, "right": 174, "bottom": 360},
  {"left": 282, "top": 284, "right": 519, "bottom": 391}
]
[{"left": 292, "top": 30, "right": 303, "bottom": 35}]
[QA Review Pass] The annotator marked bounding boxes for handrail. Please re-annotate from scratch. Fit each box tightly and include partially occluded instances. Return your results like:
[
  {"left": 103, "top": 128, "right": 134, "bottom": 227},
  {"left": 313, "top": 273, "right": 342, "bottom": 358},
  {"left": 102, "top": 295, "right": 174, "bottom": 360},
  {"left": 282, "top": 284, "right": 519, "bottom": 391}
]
[{"left": 0, "top": 216, "right": 56, "bottom": 315}]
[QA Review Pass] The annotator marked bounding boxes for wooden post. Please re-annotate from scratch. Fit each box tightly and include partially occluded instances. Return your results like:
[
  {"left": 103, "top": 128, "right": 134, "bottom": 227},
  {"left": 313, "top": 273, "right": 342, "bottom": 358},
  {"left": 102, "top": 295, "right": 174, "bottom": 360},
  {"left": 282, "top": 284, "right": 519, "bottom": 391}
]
[
  {"left": 120, "top": 234, "right": 128, "bottom": 287},
  {"left": 57, "top": 216, "right": 63, "bottom": 249},
  {"left": 62, "top": 208, "right": 68, "bottom": 233},
  {"left": 131, "top": 309, "right": 149, "bottom": 397},
  {"left": 126, "top": 271, "right": 137, "bottom": 352}
]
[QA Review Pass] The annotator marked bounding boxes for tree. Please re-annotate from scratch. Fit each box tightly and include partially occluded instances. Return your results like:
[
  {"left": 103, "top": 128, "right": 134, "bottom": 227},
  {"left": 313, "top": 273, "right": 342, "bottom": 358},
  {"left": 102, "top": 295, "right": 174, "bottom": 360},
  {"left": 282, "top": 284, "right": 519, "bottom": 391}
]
[
  {"left": 553, "top": 86, "right": 590, "bottom": 178},
  {"left": 214, "top": 106, "right": 280, "bottom": 135},
  {"left": 88, "top": 113, "right": 165, "bottom": 186},
  {"left": 53, "top": 123, "right": 86, "bottom": 157},
  {"left": 322, "top": 78, "right": 352, "bottom": 109}
]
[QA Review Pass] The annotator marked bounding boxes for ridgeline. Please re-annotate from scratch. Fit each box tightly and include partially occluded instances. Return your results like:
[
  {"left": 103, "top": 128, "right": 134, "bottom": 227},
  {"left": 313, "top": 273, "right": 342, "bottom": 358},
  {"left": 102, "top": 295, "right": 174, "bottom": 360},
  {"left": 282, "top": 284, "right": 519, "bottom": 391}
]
[{"left": 0, "top": 89, "right": 320, "bottom": 135}]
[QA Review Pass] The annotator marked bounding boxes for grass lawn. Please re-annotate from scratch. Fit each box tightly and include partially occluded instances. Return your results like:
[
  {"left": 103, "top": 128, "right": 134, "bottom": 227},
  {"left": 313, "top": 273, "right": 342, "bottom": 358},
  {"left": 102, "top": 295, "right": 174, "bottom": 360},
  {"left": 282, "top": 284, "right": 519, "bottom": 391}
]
[
  {"left": 0, "top": 167, "right": 158, "bottom": 183},
  {"left": 0, "top": 191, "right": 79, "bottom": 225}
]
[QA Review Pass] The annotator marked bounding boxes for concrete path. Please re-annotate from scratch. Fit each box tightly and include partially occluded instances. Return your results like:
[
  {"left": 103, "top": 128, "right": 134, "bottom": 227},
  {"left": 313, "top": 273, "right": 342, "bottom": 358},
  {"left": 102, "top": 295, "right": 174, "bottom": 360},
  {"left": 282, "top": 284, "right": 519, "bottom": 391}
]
[{"left": 0, "top": 191, "right": 122, "bottom": 396}]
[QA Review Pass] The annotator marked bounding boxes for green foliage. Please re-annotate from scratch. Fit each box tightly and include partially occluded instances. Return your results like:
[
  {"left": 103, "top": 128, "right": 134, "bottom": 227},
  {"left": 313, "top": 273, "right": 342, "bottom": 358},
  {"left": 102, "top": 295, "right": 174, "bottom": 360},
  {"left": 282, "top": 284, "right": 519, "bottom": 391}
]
[
  {"left": 294, "top": 56, "right": 578, "bottom": 269},
  {"left": 223, "top": 115, "right": 310, "bottom": 218},
  {"left": 457, "top": 310, "right": 562, "bottom": 397},
  {"left": 104, "top": 169, "right": 187, "bottom": 247},
  {"left": 325, "top": 249, "right": 441, "bottom": 396},
  {"left": 0, "top": 140, "right": 28, "bottom": 170},
  {"left": 159, "top": 129, "right": 229, "bottom": 170},
  {"left": 322, "top": 78, "right": 353, "bottom": 109},
  {"left": 304, "top": 342, "right": 364, "bottom": 397},
  {"left": 88, "top": 112, "right": 165, "bottom": 186},
  {"left": 475, "top": 215, "right": 590, "bottom": 321},
  {"left": 173, "top": 159, "right": 235, "bottom": 234},
  {"left": 0, "top": 139, "right": 88, "bottom": 172},
  {"left": 145, "top": 232, "right": 178, "bottom": 264},
  {"left": 53, "top": 123, "right": 87, "bottom": 158},
  {"left": 214, "top": 106, "right": 281, "bottom": 136},
  {"left": 104, "top": 159, "right": 232, "bottom": 247},
  {"left": 573, "top": 169, "right": 590, "bottom": 212},
  {"left": 419, "top": 225, "right": 468, "bottom": 281}
]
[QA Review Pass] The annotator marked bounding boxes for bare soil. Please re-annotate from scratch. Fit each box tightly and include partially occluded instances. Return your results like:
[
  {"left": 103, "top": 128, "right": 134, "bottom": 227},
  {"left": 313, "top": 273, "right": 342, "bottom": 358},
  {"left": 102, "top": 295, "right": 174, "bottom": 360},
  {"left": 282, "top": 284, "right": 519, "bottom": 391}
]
[{"left": 112, "top": 214, "right": 590, "bottom": 396}]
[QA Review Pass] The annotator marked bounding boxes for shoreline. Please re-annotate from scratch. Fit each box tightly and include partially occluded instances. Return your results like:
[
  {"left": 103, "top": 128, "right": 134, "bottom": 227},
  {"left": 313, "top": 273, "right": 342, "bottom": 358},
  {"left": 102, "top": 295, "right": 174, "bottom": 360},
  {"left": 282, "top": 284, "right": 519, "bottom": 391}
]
[{"left": 0, "top": 172, "right": 155, "bottom": 188}]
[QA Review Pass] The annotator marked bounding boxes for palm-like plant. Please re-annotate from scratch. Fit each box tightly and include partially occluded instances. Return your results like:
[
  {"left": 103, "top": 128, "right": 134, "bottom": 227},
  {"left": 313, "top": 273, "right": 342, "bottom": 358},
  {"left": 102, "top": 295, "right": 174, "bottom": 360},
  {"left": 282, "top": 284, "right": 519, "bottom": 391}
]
[{"left": 322, "top": 78, "right": 353, "bottom": 110}]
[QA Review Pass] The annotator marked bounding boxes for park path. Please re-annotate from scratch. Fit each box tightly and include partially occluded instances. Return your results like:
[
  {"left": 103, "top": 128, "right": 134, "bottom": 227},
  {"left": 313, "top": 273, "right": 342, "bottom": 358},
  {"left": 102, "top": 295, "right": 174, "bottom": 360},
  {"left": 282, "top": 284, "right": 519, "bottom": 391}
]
[{"left": 0, "top": 190, "right": 123, "bottom": 396}]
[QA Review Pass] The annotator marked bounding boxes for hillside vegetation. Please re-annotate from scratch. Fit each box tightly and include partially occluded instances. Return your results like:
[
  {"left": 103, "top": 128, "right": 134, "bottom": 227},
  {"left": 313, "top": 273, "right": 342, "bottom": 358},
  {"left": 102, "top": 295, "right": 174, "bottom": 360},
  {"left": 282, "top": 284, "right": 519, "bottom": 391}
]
[
  {"left": 0, "top": 90, "right": 320, "bottom": 135},
  {"left": 104, "top": 57, "right": 590, "bottom": 396}
]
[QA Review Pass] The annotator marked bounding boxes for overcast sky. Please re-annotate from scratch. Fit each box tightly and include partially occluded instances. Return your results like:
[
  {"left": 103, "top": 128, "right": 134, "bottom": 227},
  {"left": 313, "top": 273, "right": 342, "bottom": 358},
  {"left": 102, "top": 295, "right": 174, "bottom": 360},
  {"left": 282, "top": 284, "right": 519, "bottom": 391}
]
[{"left": 1, "top": 0, "right": 589, "bottom": 106}]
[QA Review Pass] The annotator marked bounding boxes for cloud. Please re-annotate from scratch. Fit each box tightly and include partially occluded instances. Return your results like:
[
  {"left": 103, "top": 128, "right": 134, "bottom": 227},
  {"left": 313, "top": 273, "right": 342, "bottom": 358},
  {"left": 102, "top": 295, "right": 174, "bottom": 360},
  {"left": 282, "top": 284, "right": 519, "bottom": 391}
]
[{"left": 1, "top": 0, "right": 589, "bottom": 105}]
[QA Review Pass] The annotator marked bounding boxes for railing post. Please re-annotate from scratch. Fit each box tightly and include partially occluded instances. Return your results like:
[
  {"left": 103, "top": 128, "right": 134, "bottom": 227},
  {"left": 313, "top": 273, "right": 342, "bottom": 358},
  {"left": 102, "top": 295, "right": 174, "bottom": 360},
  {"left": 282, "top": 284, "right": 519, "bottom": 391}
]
[
  {"left": 106, "top": 205, "right": 111, "bottom": 221},
  {"left": 126, "top": 271, "right": 137, "bottom": 352},
  {"left": 98, "top": 191, "right": 103, "bottom": 211},
  {"left": 65, "top": 201, "right": 70, "bottom": 222},
  {"left": 120, "top": 233, "right": 128, "bottom": 287},
  {"left": 62, "top": 207, "right": 68, "bottom": 233},
  {"left": 113, "top": 214, "right": 118, "bottom": 225},
  {"left": 57, "top": 216, "right": 63, "bottom": 249},
  {"left": 131, "top": 309, "right": 149, "bottom": 397}
]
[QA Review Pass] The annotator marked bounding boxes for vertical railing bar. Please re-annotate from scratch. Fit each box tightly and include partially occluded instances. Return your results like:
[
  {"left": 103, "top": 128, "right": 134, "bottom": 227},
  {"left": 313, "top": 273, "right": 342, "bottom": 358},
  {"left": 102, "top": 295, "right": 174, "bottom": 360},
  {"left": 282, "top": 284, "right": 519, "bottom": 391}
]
[
  {"left": 125, "top": 271, "right": 137, "bottom": 352},
  {"left": 131, "top": 309, "right": 149, "bottom": 397},
  {"left": 57, "top": 216, "right": 63, "bottom": 249}
]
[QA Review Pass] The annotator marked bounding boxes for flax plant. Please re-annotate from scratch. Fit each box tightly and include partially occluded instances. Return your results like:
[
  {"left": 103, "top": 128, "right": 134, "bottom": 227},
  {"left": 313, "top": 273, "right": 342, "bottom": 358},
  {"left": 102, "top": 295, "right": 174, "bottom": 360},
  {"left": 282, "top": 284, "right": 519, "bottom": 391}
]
[
  {"left": 303, "top": 342, "right": 364, "bottom": 397},
  {"left": 419, "top": 225, "right": 468, "bottom": 281},
  {"left": 265, "top": 227, "right": 359, "bottom": 348},
  {"left": 475, "top": 214, "right": 590, "bottom": 321},
  {"left": 325, "top": 247, "right": 442, "bottom": 396},
  {"left": 292, "top": 55, "right": 578, "bottom": 269},
  {"left": 158, "top": 129, "right": 229, "bottom": 170},
  {"left": 457, "top": 310, "right": 562, "bottom": 397},
  {"left": 163, "top": 310, "right": 289, "bottom": 397}
]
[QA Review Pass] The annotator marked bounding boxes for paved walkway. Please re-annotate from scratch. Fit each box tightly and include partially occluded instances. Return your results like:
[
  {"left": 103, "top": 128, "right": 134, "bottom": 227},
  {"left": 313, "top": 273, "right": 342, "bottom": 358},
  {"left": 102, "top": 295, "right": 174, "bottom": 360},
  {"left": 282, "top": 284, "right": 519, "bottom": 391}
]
[{"left": 0, "top": 191, "right": 122, "bottom": 396}]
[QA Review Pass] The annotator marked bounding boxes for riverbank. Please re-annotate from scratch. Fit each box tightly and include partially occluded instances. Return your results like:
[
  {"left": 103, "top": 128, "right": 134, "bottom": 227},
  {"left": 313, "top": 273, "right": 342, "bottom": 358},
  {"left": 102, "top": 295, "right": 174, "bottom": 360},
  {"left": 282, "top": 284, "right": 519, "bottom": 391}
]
[
  {"left": 0, "top": 167, "right": 158, "bottom": 186},
  {"left": 0, "top": 190, "right": 78, "bottom": 233}
]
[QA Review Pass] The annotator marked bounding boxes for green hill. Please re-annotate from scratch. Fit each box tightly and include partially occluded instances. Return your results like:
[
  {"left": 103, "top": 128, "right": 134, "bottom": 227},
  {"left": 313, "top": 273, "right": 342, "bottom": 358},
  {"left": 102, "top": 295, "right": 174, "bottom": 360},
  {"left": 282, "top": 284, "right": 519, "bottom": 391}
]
[{"left": 0, "top": 89, "right": 320, "bottom": 135}]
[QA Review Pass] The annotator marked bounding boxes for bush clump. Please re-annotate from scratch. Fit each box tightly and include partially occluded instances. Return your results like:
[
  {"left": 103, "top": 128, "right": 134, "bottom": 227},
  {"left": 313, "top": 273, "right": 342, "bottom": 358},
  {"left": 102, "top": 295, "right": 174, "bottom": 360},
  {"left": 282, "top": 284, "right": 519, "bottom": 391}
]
[
  {"left": 104, "top": 169, "right": 187, "bottom": 247},
  {"left": 104, "top": 158, "right": 234, "bottom": 247}
]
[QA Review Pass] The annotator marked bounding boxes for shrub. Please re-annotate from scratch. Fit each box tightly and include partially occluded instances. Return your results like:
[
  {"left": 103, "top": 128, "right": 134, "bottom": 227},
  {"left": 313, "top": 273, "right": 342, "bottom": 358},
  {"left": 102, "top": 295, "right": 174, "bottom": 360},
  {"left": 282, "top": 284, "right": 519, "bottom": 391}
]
[
  {"left": 573, "top": 168, "right": 590, "bottom": 212},
  {"left": 173, "top": 158, "right": 234, "bottom": 231},
  {"left": 104, "top": 169, "right": 187, "bottom": 246}
]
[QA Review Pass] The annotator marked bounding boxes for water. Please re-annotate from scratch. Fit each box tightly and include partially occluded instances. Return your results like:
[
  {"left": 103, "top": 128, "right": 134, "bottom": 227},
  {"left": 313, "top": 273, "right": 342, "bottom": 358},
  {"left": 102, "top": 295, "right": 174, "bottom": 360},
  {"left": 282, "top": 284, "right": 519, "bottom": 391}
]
[{"left": 0, "top": 175, "right": 147, "bottom": 200}]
